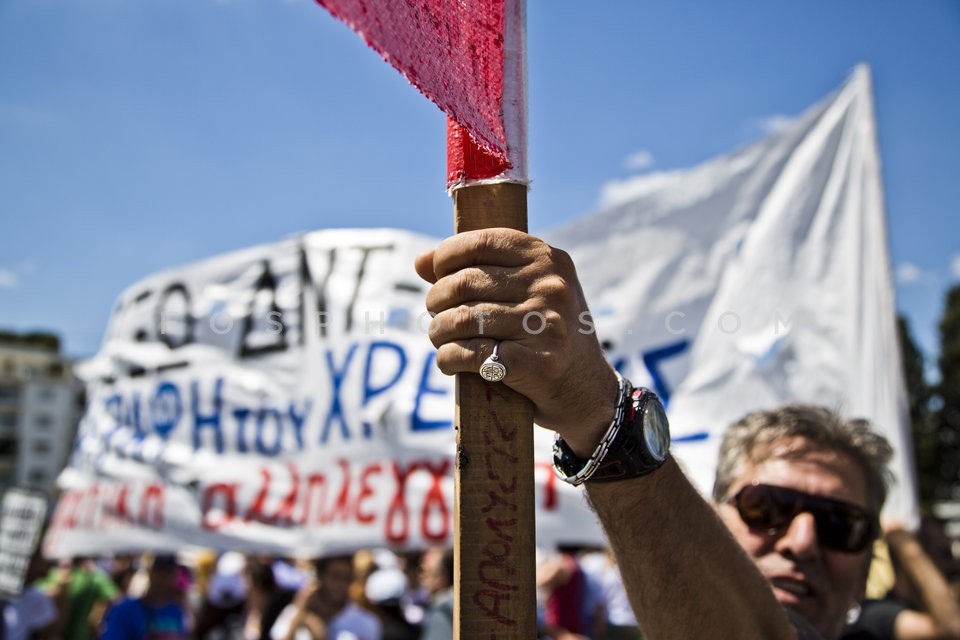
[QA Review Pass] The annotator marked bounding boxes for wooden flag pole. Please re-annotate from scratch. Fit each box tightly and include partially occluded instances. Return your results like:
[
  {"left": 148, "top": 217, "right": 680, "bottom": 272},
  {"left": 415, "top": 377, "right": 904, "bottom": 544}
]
[{"left": 452, "top": 182, "right": 537, "bottom": 640}]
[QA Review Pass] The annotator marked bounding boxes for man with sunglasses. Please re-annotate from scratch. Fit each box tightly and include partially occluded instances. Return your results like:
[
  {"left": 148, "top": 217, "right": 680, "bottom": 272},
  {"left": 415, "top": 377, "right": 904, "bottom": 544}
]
[
  {"left": 416, "top": 228, "right": 914, "bottom": 639},
  {"left": 416, "top": 229, "right": 853, "bottom": 639},
  {"left": 712, "top": 406, "right": 893, "bottom": 639}
]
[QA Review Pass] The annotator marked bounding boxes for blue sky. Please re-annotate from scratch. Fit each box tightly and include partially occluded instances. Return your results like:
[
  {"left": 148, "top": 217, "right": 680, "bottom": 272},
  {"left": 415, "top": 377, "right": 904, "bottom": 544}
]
[{"left": 1, "top": 0, "right": 958, "bottom": 367}]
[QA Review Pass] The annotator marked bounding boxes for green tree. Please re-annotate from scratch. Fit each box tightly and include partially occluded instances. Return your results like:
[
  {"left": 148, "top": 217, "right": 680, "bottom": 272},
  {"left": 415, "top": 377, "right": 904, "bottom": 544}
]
[
  {"left": 898, "top": 315, "right": 938, "bottom": 508},
  {"left": 934, "top": 285, "right": 960, "bottom": 502},
  {"left": 0, "top": 330, "right": 60, "bottom": 351}
]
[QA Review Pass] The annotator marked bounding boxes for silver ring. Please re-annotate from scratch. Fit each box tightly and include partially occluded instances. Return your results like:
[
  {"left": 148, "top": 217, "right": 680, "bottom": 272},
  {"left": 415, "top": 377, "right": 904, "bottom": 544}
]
[{"left": 479, "top": 341, "right": 507, "bottom": 382}]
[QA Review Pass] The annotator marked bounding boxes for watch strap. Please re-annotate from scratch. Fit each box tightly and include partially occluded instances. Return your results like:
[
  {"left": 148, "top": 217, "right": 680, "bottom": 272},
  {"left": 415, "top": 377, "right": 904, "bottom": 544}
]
[{"left": 553, "top": 383, "right": 669, "bottom": 485}]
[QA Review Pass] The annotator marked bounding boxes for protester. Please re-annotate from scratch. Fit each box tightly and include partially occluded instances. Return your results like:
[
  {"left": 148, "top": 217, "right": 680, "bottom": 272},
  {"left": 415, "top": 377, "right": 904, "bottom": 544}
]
[
  {"left": 348, "top": 550, "right": 377, "bottom": 612},
  {"left": 536, "top": 546, "right": 591, "bottom": 640},
  {"left": 711, "top": 405, "right": 892, "bottom": 639},
  {"left": 574, "top": 548, "right": 611, "bottom": 640},
  {"left": 417, "top": 547, "right": 453, "bottom": 640},
  {"left": 2, "top": 549, "right": 60, "bottom": 640},
  {"left": 395, "top": 550, "right": 429, "bottom": 628},
  {"left": 99, "top": 553, "right": 190, "bottom": 640},
  {"left": 193, "top": 552, "right": 248, "bottom": 640},
  {"left": 39, "top": 556, "right": 120, "bottom": 640},
  {"left": 363, "top": 567, "right": 418, "bottom": 640},
  {"left": 242, "top": 556, "right": 297, "bottom": 640},
  {"left": 843, "top": 518, "right": 960, "bottom": 639},
  {"left": 414, "top": 228, "right": 894, "bottom": 639},
  {"left": 270, "top": 554, "right": 381, "bottom": 640},
  {"left": 101, "top": 554, "right": 141, "bottom": 598},
  {"left": 593, "top": 555, "right": 641, "bottom": 640}
]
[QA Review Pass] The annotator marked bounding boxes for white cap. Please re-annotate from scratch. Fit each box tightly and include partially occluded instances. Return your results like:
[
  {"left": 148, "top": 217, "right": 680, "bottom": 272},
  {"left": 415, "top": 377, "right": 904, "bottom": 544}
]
[
  {"left": 372, "top": 548, "right": 400, "bottom": 570},
  {"left": 365, "top": 567, "right": 408, "bottom": 604},
  {"left": 206, "top": 552, "right": 248, "bottom": 608}
]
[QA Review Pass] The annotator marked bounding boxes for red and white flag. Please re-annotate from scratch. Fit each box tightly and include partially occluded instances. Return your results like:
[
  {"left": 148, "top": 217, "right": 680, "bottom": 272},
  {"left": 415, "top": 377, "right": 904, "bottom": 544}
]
[{"left": 314, "top": 0, "right": 527, "bottom": 188}]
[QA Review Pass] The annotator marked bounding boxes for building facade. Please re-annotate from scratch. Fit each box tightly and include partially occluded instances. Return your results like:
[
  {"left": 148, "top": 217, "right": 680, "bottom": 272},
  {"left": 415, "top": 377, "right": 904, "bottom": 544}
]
[{"left": 0, "top": 334, "right": 81, "bottom": 500}]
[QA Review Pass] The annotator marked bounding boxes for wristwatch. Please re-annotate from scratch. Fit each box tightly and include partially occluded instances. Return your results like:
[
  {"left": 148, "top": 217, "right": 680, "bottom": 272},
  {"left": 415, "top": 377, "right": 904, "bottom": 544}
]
[{"left": 553, "top": 382, "right": 670, "bottom": 485}]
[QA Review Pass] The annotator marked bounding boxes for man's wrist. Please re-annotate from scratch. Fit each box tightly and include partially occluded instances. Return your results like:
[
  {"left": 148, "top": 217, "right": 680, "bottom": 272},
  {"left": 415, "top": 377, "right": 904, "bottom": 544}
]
[
  {"left": 553, "top": 377, "right": 670, "bottom": 486},
  {"left": 556, "top": 368, "right": 621, "bottom": 457}
]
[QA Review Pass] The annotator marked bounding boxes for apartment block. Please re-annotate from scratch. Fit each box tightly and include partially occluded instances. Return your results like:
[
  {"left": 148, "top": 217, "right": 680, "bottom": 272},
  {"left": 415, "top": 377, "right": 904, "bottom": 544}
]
[{"left": 0, "top": 333, "right": 81, "bottom": 500}]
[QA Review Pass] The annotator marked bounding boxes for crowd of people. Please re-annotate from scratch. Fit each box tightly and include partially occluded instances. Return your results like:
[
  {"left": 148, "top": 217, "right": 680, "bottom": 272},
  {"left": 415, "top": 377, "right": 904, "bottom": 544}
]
[
  {"left": 3, "top": 545, "right": 444, "bottom": 640},
  {"left": 3, "top": 516, "right": 959, "bottom": 640}
]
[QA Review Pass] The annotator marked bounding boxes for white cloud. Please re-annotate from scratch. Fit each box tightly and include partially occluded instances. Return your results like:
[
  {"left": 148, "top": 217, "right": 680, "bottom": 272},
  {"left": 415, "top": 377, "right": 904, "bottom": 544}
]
[
  {"left": 597, "top": 171, "right": 678, "bottom": 210},
  {"left": 755, "top": 114, "right": 795, "bottom": 136},
  {"left": 895, "top": 262, "right": 928, "bottom": 286},
  {"left": 952, "top": 254, "right": 960, "bottom": 281},
  {"left": 0, "top": 269, "right": 19, "bottom": 290},
  {"left": 623, "top": 149, "right": 655, "bottom": 171}
]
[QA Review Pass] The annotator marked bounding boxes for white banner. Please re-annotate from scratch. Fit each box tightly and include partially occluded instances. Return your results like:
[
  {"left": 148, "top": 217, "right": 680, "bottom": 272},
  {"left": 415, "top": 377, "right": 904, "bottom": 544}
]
[
  {"left": 48, "top": 64, "right": 916, "bottom": 558},
  {"left": 46, "top": 229, "right": 592, "bottom": 557},
  {"left": 0, "top": 488, "right": 47, "bottom": 598},
  {"left": 549, "top": 64, "right": 916, "bottom": 522}
]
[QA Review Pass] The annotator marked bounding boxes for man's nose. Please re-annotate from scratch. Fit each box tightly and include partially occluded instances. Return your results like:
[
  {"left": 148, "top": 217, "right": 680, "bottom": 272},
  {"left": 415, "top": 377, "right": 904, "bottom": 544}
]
[{"left": 774, "top": 511, "right": 821, "bottom": 560}]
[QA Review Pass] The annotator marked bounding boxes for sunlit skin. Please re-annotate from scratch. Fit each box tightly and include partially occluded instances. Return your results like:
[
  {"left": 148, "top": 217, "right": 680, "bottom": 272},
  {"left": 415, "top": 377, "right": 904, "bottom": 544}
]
[
  {"left": 716, "top": 437, "right": 874, "bottom": 639},
  {"left": 419, "top": 547, "right": 448, "bottom": 596}
]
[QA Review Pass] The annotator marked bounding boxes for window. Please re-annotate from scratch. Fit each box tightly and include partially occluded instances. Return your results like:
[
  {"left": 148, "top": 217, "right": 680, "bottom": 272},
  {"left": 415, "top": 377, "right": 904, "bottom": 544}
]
[
  {"left": 34, "top": 414, "right": 54, "bottom": 430},
  {"left": 38, "top": 388, "right": 56, "bottom": 403},
  {"left": 32, "top": 440, "right": 52, "bottom": 455},
  {"left": 0, "top": 437, "right": 17, "bottom": 455},
  {"left": 27, "top": 469, "right": 46, "bottom": 485},
  {"left": 0, "top": 385, "right": 17, "bottom": 401}
]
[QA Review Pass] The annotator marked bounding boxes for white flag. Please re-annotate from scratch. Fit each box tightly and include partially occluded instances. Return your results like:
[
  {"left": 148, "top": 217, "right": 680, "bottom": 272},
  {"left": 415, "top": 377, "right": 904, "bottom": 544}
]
[{"left": 548, "top": 64, "right": 917, "bottom": 523}]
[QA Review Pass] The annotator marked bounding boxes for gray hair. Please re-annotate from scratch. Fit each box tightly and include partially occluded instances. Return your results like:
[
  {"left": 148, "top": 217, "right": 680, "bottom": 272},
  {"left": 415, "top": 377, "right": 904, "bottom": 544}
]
[{"left": 711, "top": 404, "right": 894, "bottom": 514}]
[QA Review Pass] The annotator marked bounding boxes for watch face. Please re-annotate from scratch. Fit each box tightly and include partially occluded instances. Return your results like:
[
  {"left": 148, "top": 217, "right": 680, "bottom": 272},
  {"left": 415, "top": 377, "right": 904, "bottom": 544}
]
[
  {"left": 642, "top": 397, "right": 670, "bottom": 462},
  {"left": 556, "top": 451, "right": 579, "bottom": 477},
  {"left": 553, "top": 439, "right": 586, "bottom": 479}
]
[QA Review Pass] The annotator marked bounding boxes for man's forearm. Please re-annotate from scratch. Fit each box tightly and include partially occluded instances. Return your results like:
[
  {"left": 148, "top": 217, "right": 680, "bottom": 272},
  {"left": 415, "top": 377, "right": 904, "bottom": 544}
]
[{"left": 587, "top": 457, "right": 796, "bottom": 640}]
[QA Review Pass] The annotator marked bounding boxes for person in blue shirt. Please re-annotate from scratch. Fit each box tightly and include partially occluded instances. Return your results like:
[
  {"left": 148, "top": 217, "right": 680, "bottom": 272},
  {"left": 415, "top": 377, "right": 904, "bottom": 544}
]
[{"left": 100, "top": 554, "right": 189, "bottom": 640}]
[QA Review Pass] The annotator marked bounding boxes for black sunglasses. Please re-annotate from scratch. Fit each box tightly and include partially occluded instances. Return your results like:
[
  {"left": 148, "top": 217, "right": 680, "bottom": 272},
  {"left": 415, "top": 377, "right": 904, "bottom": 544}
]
[{"left": 729, "top": 483, "right": 878, "bottom": 554}]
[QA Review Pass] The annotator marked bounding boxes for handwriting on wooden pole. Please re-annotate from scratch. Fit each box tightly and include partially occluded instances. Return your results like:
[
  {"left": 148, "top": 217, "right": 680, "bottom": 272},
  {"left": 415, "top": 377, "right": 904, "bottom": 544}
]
[{"left": 470, "top": 394, "right": 520, "bottom": 630}]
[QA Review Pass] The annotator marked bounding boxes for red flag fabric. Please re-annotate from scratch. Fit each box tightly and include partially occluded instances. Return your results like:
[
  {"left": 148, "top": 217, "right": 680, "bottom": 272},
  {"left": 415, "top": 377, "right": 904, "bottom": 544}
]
[
  {"left": 446, "top": 118, "right": 511, "bottom": 184},
  {"left": 314, "top": 0, "right": 526, "bottom": 187}
]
